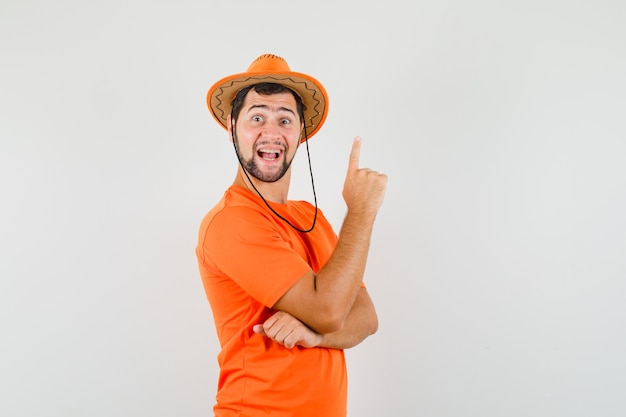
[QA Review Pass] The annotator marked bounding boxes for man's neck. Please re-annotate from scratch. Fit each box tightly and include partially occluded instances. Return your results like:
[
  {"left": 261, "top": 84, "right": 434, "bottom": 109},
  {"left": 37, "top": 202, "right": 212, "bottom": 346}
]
[{"left": 232, "top": 168, "right": 291, "bottom": 204}]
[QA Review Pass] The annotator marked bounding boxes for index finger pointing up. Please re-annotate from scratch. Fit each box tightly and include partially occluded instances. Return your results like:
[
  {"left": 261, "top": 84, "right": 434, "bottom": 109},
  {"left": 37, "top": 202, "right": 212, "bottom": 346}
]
[{"left": 348, "top": 136, "right": 362, "bottom": 173}]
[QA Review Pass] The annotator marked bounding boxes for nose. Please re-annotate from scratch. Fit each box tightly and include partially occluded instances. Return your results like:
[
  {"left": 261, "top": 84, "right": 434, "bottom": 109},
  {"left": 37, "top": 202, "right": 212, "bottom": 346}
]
[{"left": 261, "top": 123, "right": 282, "bottom": 141}]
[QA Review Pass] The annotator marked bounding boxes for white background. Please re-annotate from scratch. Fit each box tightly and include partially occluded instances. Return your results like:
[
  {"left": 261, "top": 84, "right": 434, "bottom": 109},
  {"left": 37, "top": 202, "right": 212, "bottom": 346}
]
[{"left": 1, "top": 0, "right": 625, "bottom": 416}]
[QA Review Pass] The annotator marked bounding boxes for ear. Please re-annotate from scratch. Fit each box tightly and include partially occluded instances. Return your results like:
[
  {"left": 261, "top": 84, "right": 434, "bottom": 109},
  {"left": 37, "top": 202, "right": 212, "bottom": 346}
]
[{"left": 227, "top": 115, "right": 234, "bottom": 143}]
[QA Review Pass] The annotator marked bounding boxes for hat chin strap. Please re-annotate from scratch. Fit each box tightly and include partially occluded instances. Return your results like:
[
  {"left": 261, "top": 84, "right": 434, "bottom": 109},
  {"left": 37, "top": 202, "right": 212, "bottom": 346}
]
[{"left": 232, "top": 125, "right": 318, "bottom": 233}]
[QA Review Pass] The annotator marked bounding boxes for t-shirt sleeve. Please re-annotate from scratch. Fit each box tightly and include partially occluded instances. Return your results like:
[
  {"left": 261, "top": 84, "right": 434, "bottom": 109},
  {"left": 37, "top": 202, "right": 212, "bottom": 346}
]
[{"left": 200, "top": 205, "right": 312, "bottom": 307}]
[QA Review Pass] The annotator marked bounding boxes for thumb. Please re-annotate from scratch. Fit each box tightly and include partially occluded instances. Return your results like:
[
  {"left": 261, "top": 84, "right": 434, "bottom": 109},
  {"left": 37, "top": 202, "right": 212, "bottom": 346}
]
[
  {"left": 347, "top": 136, "right": 362, "bottom": 174},
  {"left": 252, "top": 324, "right": 265, "bottom": 335}
]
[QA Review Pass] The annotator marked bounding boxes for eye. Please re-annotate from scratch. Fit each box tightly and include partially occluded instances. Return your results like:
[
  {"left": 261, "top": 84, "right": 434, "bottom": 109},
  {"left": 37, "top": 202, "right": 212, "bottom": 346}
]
[
  {"left": 281, "top": 118, "right": 291, "bottom": 125},
  {"left": 252, "top": 115, "right": 263, "bottom": 122}
]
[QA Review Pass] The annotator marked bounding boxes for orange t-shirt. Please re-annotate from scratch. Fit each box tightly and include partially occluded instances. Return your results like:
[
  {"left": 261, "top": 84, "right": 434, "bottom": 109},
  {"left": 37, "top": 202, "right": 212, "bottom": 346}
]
[{"left": 196, "top": 185, "right": 347, "bottom": 417}]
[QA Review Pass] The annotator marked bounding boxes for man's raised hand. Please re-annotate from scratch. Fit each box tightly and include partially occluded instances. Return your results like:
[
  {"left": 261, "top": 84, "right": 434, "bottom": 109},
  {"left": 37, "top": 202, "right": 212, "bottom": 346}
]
[{"left": 342, "top": 137, "right": 388, "bottom": 216}]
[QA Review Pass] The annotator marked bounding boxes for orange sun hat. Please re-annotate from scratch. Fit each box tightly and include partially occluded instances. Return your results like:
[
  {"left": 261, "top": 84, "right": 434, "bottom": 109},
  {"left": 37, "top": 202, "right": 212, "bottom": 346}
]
[{"left": 207, "top": 54, "right": 329, "bottom": 140}]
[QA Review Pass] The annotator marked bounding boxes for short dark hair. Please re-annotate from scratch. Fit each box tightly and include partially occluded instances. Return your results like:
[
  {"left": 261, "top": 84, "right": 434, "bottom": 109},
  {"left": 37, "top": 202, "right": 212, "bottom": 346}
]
[{"left": 230, "top": 83, "right": 305, "bottom": 125}]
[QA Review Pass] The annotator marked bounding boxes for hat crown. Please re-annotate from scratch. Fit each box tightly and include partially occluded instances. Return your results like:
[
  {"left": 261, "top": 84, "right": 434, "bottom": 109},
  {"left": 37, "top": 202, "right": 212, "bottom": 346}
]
[{"left": 247, "top": 54, "right": 291, "bottom": 73}]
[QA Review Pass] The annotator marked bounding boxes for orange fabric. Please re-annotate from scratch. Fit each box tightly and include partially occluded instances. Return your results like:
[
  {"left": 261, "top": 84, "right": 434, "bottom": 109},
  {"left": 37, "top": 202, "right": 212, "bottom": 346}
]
[{"left": 196, "top": 185, "right": 347, "bottom": 417}]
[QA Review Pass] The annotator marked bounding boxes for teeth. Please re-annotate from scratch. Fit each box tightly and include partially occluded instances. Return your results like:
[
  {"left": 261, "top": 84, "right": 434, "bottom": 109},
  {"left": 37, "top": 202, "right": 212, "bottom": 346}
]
[{"left": 259, "top": 148, "right": 280, "bottom": 153}]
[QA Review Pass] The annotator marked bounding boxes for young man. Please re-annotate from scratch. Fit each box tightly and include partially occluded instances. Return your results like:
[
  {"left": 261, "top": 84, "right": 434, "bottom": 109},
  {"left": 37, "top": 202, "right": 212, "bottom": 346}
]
[{"left": 196, "top": 54, "right": 387, "bottom": 417}]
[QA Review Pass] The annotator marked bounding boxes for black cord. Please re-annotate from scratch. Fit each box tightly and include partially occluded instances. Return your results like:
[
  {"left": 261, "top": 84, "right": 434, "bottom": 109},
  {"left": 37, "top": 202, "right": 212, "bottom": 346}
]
[{"left": 232, "top": 125, "right": 318, "bottom": 233}]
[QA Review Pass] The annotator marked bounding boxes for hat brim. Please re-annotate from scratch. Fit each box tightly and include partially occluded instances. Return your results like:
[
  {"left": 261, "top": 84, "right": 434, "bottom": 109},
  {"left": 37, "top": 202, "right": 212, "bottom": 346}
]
[{"left": 207, "top": 71, "right": 328, "bottom": 141}]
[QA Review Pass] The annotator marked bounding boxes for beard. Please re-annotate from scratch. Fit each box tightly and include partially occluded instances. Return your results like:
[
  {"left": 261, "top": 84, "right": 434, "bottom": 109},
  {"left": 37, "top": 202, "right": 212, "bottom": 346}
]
[{"left": 235, "top": 136, "right": 296, "bottom": 183}]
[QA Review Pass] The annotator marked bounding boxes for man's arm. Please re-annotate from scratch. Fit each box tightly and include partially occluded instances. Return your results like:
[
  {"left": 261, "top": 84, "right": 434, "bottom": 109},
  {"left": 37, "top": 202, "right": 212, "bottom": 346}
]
[
  {"left": 272, "top": 137, "right": 387, "bottom": 334},
  {"left": 320, "top": 286, "right": 378, "bottom": 349},
  {"left": 254, "top": 287, "right": 378, "bottom": 349}
]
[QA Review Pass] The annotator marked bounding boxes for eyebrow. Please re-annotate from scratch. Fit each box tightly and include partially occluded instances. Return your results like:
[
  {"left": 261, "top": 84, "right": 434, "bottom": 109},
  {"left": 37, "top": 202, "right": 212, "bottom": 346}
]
[{"left": 246, "top": 104, "right": 296, "bottom": 116}]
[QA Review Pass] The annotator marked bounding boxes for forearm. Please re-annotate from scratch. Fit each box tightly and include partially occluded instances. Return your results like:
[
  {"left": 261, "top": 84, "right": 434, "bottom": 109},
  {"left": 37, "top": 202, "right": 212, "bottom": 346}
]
[
  {"left": 314, "top": 210, "right": 377, "bottom": 324},
  {"left": 256, "top": 288, "right": 378, "bottom": 350},
  {"left": 272, "top": 209, "right": 378, "bottom": 334},
  {"left": 317, "top": 288, "right": 378, "bottom": 349}
]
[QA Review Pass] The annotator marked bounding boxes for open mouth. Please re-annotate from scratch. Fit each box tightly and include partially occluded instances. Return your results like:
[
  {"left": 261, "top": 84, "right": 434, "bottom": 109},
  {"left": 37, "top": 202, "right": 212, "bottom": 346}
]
[{"left": 257, "top": 148, "right": 283, "bottom": 161}]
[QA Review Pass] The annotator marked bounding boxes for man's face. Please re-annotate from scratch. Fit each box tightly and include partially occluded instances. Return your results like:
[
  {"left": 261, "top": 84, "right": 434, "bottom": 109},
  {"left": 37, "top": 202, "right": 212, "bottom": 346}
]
[{"left": 231, "top": 90, "right": 303, "bottom": 183}]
